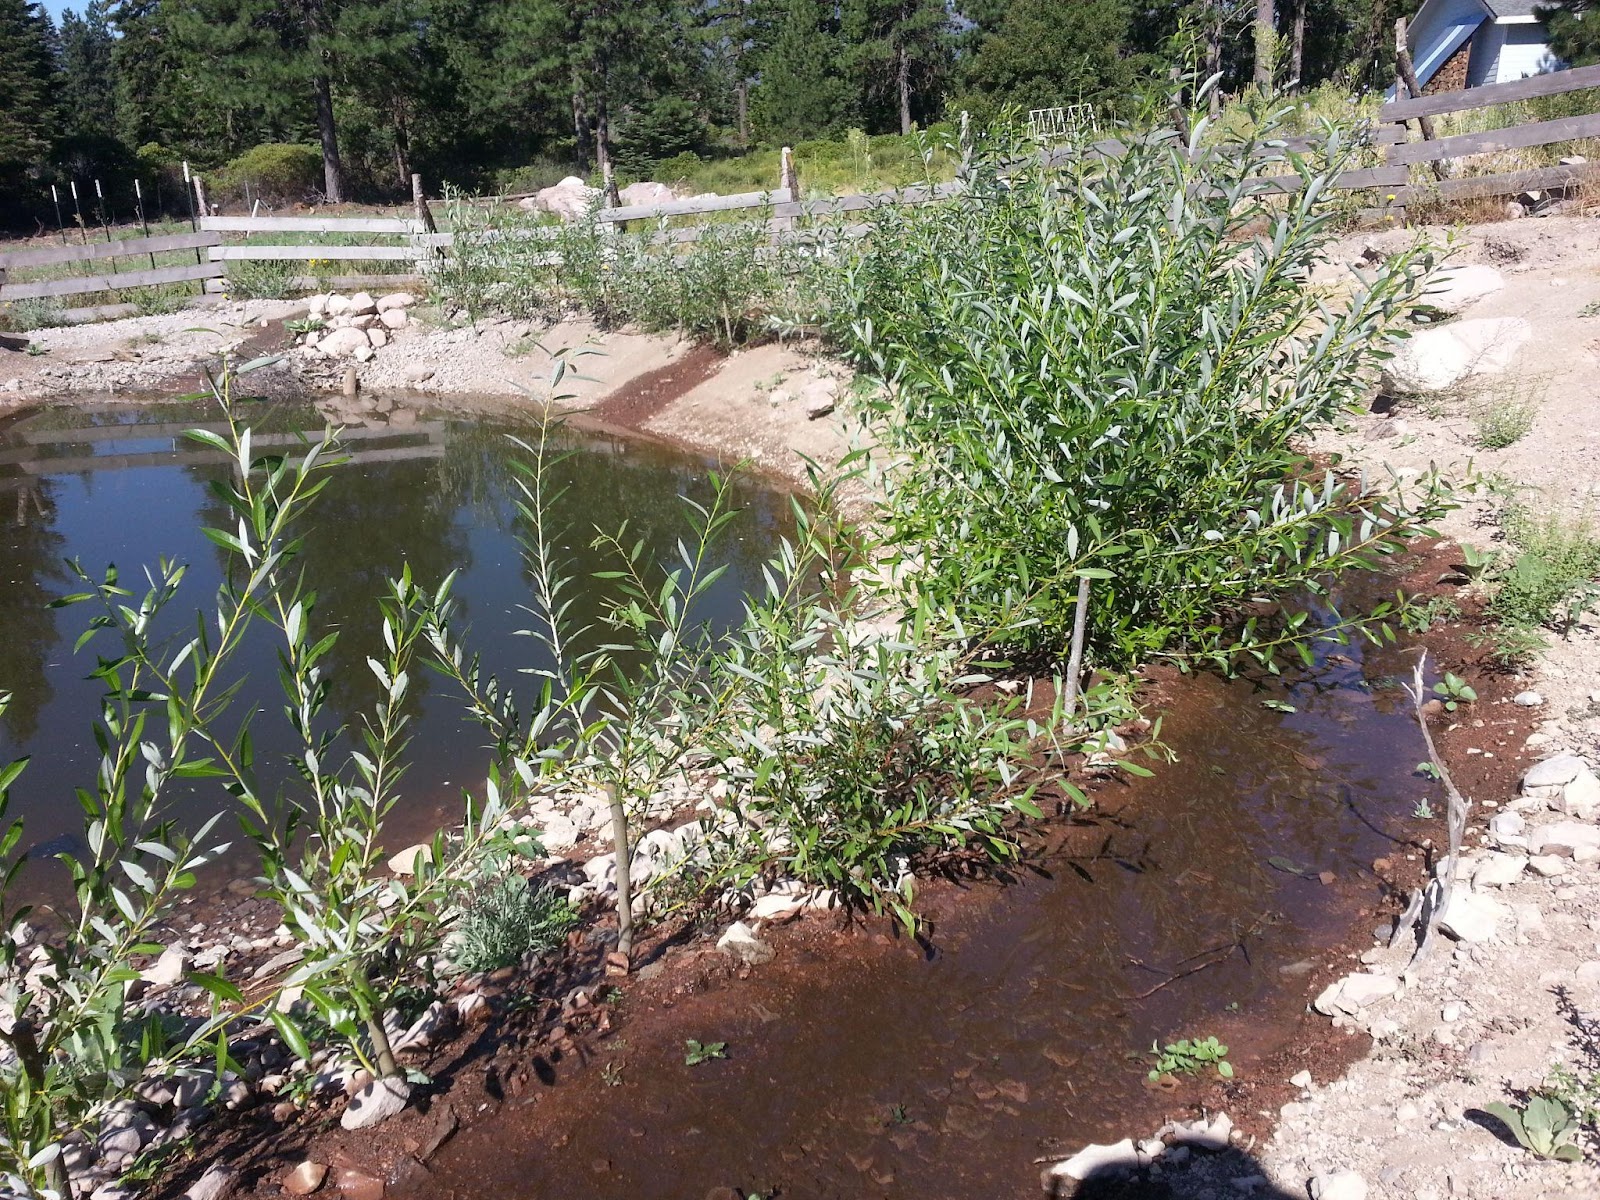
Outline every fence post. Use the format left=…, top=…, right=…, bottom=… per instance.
left=1394, top=18, right=1447, bottom=184
left=772, top=147, right=799, bottom=244
left=411, top=173, right=437, bottom=233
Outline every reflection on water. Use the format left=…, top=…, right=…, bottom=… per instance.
left=0, top=394, right=790, bottom=892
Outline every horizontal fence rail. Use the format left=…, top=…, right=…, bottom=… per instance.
left=2, top=262, right=223, bottom=301
left=1381, top=61, right=1600, bottom=122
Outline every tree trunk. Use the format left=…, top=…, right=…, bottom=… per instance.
left=571, top=85, right=590, bottom=172
left=897, top=43, right=912, bottom=136
left=392, top=101, right=411, bottom=192
left=1291, top=0, right=1306, bottom=89
left=736, top=79, right=749, bottom=146
left=312, top=72, right=345, bottom=203
left=1254, top=0, right=1276, bottom=87
left=1207, top=1, right=1223, bottom=116
left=605, top=784, right=634, bottom=958
left=596, top=99, right=619, bottom=206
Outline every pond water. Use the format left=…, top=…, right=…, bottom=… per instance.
left=0, top=395, right=791, bottom=892
left=410, top=590, right=1440, bottom=1200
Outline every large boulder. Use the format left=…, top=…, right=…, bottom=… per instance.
left=535, top=176, right=601, bottom=221
left=1382, top=317, right=1531, bottom=393
left=1421, top=265, right=1504, bottom=314
left=317, top=327, right=371, bottom=359
left=617, top=181, right=675, bottom=208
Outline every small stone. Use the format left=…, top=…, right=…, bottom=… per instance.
left=402, top=366, right=435, bottom=385
left=1164, top=1111, right=1233, bottom=1152
left=1529, top=821, right=1600, bottom=857
left=140, top=945, right=186, bottom=987
left=1438, top=891, right=1508, bottom=942
left=1471, top=853, right=1525, bottom=889
left=1441, top=1002, right=1462, bottom=1022
left=340, top=1077, right=410, bottom=1131
left=1049, top=1139, right=1146, bottom=1182
left=379, top=308, right=408, bottom=330
left=283, top=1162, right=328, bottom=1196
left=1559, top=768, right=1600, bottom=820
left=181, top=1165, right=236, bottom=1200
left=386, top=843, right=433, bottom=876
left=1524, top=753, right=1586, bottom=792
left=348, top=292, right=377, bottom=316
left=375, top=293, right=416, bottom=312
left=1313, top=973, right=1399, bottom=1015
left=335, top=1168, right=384, bottom=1200
left=1528, top=855, right=1567, bottom=877
left=1513, top=690, right=1544, bottom=707
left=1309, top=1170, right=1368, bottom=1200
left=367, top=327, right=389, bottom=350
left=715, top=920, right=774, bottom=966
left=1290, top=1069, right=1313, bottom=1089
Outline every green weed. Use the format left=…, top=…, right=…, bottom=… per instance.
left=684, top=1039, right=727, bottom=1066
left=0, top=298, right=66, bottom=332
left=1149, top=1036, right=1234, bottom=1081
left=224, top=258, right=299, bottom=300
left=1432, top=671, right=1477, bottom=711
left=447, top=874, right=578, bottom=975
left=1488, top=508, right=1600, bottom=638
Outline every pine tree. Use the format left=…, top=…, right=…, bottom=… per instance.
left=58, top=0, right=118, bottom=142
left=0, top=0, right=57, bottom=216
left=842, top=0, right=951, bottom=135
left=957, top=0, right=1149, bottom=119
left=1539, top=0, right=1600, bottom=66
left=750, top=0, right=852, bottom=143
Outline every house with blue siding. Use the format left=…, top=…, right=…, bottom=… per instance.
left=1398, top=0, right=1564, bottom=94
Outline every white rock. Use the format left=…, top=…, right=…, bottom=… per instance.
left=715, top=920, right=774, bottom=966
left=535, top=176, right=601, bottom=222
left=1513, top=690, right=1544, bottom=707
left=366, top=327, right=389, bottom=349
left=339, top=1076, right=410, bottom=1130
left=379, top=308, right=408, bottom=331
left=375, top=292, right=416, bottom=312
left=1049, top=1138, right=1146, bottom=1182
left=180, top=1166, right=235, bottom=1200
left=140, top=945, right=187, bottom=987
left=1382, top=317, right=1532, bottom=393
left=1559, top=768, right=1600, bottom=820
left=392, top=1001, right=454, bottom=1052
left=347, top=292, right=377, bottom=316
left=325, top=295, right=351, bottom=317
left=541, top=814, right=579, bottom=850
left=1164, top=1111, right=1233, bottom=1151
left=1523, top=753, right=1586, bottom=791
left=402, top=365, right=435, bottom=385
left=1438, top=890, right=1509, bottom=942
left=386, top=843, right=433, bottom=876
left=617, top=181, right=675, bottom=207
left=1309, top=1169, right=1368, bottom=1200
left=1529, top=821, right=1600, bottom=857
left=1290, top=1069, right=1313, bottom=1088
left=354, top=345, right=375, bottom=364
left=317, top=327, right=370, bottom=359
left=1422, top=265, right=1504, bottom=314
left=1471, top=853, right=1525, bottom=889
left=1528, top=854, right=1567, bottom=877
left=1489, top=811, right=1527, bottom=847
left=1313, top=973, right=1399, bottom=1015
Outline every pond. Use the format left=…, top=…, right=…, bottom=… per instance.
left=0, top=393, right=791, bottom=893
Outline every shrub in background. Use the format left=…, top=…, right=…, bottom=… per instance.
left=214, top=142, right=323, bottom=205
left=827, top=87, right=1448, bottom=675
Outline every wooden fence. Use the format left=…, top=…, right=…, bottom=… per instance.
left=1375, top=60, right=1600, bottom=218
left=7, top=68, right=1600, bottom=320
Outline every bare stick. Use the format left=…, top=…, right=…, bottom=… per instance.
left=606, top=782, right=634, bottom=961
left=1397, top=649, right=1470, bottom=971
left=1062, top=576, right=1092, bottom=721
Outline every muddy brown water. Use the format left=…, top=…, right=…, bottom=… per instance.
left=411, top=625, right=1439, bottom=1200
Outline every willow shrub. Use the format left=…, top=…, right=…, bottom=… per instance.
left=826, top=95, right=1451, bottom=674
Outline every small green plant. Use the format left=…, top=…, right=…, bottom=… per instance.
left=1149, top=1036, right=1234, bottom=1081
left=286, top=316, right=325, bottom=336
left=1484, top=1095, right=1584, bottom=1162
left=447, top=873, right=577, bottom=975
left=1403, top=594, right=1462, bottom=632
left=23, top=342, right=45, bottom=357
left=685, top=1039, right=727, bottom=1066
left=1413, top=797, right=1437, bottom=818
left=1416, top=761, right=1442, bottom=782
left=1471, top=393, right=1538, bottom=449
left=1581, top=300, right=1600, bottom=318
left=128, top=285, right=189, bottom=317
left=1488, top=508, right=1600, bottom=642
left=225, top=257, right=298, bottom=300
left=1432, top=672, right=1477, bottom=711
left=0, top=298, right=65, bottom=333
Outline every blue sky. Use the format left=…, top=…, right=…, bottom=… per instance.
left=41, top=1, right=79, bottom=19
